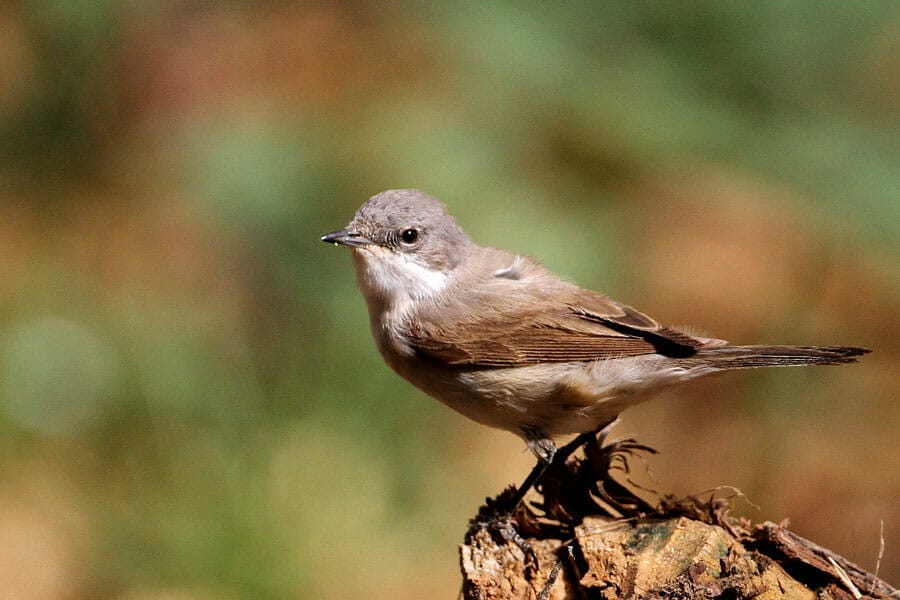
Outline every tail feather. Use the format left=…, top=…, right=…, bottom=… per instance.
left=695, top=345, right=870, bottom=369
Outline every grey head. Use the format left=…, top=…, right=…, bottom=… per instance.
left=321, top=189, right=475, bottom=306
left=322, top=189, right=473, bottom=270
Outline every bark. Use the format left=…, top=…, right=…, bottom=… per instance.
left=460, top=436, right=896, bottom=600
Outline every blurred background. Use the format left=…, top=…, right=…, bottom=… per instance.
left=0, top=2, right=898, bottom=598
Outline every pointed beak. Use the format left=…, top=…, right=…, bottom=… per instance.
left=320, top=228, right=374, bottom=248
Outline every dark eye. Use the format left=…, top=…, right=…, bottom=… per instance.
left=400, top=228, right=419, bottom=244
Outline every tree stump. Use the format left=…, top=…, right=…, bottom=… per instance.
left=460, top=435, right=897, bottom=599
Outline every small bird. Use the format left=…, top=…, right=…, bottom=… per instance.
left=322, top=189, right=868, bottom=497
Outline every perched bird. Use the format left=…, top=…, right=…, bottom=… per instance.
left=322, top=189, right=868, bottom=500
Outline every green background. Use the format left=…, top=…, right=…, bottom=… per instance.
left=1, top=2, right=898, bottom=598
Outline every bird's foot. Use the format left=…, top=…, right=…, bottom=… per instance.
left=467, top=486, right=540, bottom=572
left=535, top=431, right=658, bottom=522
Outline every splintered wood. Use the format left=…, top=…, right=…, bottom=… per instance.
left=460, top=435, right=896, bottom=599
left=461, top=528, right=573, bottom=600
left=461, top=516, right=896, bottom=600
left=576, top=516, right=812, bottom=599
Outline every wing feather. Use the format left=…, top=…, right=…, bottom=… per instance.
left=405, top=258, right=704, bottom=366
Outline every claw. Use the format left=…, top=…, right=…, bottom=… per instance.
left=468, top=487, right=541, bottom=571
left=493, top=516, right=539, bottom=572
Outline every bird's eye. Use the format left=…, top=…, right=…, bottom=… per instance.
left=400, top=228, right=419, bottom=244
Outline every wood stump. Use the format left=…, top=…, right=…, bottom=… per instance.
left=460, top=436, right=896, bottom=599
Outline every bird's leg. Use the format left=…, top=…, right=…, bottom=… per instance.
left=503, top=461, right=549, bottom=514
left=468, top=422, right=618, bottom=573
left=508, top=430, right=597, bottom=511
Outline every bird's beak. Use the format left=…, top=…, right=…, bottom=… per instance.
left=321, top=228, right=374, bottom=248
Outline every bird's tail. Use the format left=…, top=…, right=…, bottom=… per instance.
left=694, top=345, right=870, bottom=370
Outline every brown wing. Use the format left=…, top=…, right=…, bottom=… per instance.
left=569, top=291, right=706, bottom=358
left=405, top=268, right=705, bottom=366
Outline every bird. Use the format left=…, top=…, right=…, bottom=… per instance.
left=322, top=188, right=869, bottom=504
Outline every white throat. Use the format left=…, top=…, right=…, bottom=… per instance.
left=352, top=246, right=449, bottom=313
